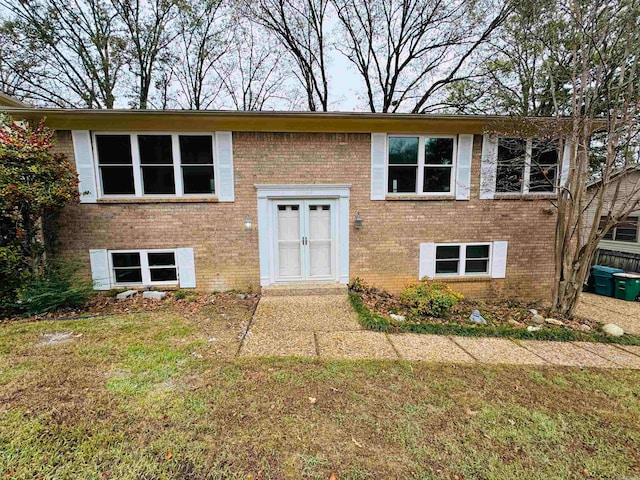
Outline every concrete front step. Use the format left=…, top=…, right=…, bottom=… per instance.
left=261, top=282, right=348, bottom=297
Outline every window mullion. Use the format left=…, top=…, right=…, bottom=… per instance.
left=140, top=251, right=151, bottom=285
left=450, top=136, right=457, bottom=193
left=459, top=244, right=466, bottom=276
left=131, top=134, right=143, bottom=197
left=172, top=135, right=183, bottom=197
left=523, top=138, right=532, bottom=194
left=417, top=136, right=425, bottom=194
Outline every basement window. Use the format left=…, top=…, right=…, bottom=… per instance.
left=110, top=249, right=178, bottom=286
left=94, top=133, right=216, bottom=197
left=435, top=243, right=491, bottom=276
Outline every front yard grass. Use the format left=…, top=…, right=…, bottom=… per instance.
left=1, top=309, right=640, bottom=479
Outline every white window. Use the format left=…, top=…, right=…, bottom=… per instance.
left=435, top=243, right=492, bottom=277
left=387, top=135, right=457, bottom=195
left=496, top=137, right=559, bottom=194
left=94, top=133, right=216, bottom=197
left=110, top=249, right=179, bottom=286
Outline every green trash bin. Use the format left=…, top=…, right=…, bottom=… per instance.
left=613, top=273, right=640, bottom=301
left=592, top=265, right=625, bottom=297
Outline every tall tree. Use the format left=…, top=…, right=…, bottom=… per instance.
left=488, top=0, right=640, bottom=316
left=216, top=21, right=298, bottom=110
left=331, top=0, right=513, bottom=113
left=173, top=0, right=229, bottom=110
left=240, top=0, right=330, bottom=111
left=445, top=0, right=572, bottom=115
left=111, top=0, right=179, bottom=109
left=0, top=0, right=126, bottom=108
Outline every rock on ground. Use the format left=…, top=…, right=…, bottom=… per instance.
left=531, top=314, right=545, bottom=325
left=545, top=318, right=564, bottom=326
left=603, top=323, right=624, bottom=337
left=143, top=291, right=166, bottom=300
left=117, top=290, right=138, bottom=300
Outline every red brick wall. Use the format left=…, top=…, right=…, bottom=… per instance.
left=53, top=130, right=556, bottom=301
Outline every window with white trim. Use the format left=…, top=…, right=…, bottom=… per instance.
left=387, top=135, right=456, bottom=194
left=496, top=137, right=559, bottom=194
left=435, top=243, right=491, bottom=276
left=94, top=133, right=216, bottom=197
left=110, top=249, right=178, bottom=286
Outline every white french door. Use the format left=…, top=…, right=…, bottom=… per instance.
left=273, top=199, right=336, bottom=282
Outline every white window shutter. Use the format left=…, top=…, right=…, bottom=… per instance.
left=215, top=131, right=234, bottom=202
left=177, top=248, right=196, bottom=288
left=560, top=140, right=572, bottom=187
left=491, top=241, right=508, bottom=278
left=455, top=134, right=473, bottom=200
left=72, top=130, right=97, bottom=203
left=479, top=134, right=498, bottom=199
left=419, top=242, right=436, bottom=280
left=89, top=249, right=110, bottom=290
left=370, top=133, right=387, bottom=200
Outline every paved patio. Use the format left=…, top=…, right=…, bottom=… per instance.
left=238, top=293, right=640, bottom=369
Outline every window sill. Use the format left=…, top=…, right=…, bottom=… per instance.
left=385, top=195, right=456, bottom=201
left=433, top=275, right=494, bottom=283
left=493, top=193, right=557, bottom=201
left=97, top=197, right=219, bottom=204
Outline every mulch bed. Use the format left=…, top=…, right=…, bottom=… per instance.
left=354, top=283, right=600, bottom=333
left=2, top=290, right=260, bottom=324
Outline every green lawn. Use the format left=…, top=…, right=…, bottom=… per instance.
left=1, top=312, right=640, bottom=479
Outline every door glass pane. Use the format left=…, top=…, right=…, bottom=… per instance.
left=308, top=204, right=332, bottom=278
left=277, top=205, right=301, bottom=278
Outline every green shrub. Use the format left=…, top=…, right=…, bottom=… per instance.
left=0, top=245, right=30, bottom=317
left=400, top=280, right=463, bottom=318
left=16, top=262, right=93, bottom=315
left=174, top=289, right=196, bottom=300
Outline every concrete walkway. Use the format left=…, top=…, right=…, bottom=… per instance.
left=238, top=293, right=640, bottom=369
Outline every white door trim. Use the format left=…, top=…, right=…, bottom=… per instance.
left=256, top=184, right=351, bottom=286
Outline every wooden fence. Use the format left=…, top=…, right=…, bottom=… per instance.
left=593, top=249, right=640, bottom=273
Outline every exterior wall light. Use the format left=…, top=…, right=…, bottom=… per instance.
left=244, top=215, right=252, bottom=230
left=354, top=212, right=363, bottom=229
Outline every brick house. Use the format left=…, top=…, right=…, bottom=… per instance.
left=587, top=166, right=640, bottom=272
left=2, top=105, right=572, bottom=301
